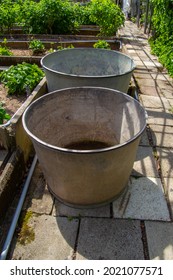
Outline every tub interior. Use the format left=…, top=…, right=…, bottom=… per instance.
left=25, top=87, right=146, bottom=151
left=42, top=49, right=135, bottom=77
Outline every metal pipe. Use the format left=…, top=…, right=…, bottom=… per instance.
left=0, top=155, right=37, bottom=260
left=0, top=102, right=27, bottom=129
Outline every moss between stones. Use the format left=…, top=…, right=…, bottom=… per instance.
left=18, top=211, right=35, bottom=245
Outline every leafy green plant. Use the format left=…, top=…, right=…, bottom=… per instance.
left=149, top=0, right=173, bottom=77
left=0, top=46, right=13, bottom=56
left=0, top=102, right=10, bottom=124
left=29, top=39, right=45, bottom=55
left=93, top=40, right=110, bottom=49
left=0, top=38, right=13, bottom=56
left=130, top=17, right=136, bottom=24
left=57, top=44, right=74, bottom=50
left=0, top=0, right=20, bottom=33
left=0, top=62, right=45, bottom=95
left=89, top=0, right=125, bottom=36
left=20, top=0, right=78, bottom=34
left=73, top=1, right=94, bottom=26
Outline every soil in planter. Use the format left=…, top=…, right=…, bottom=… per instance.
left=12, top=49, right=32, bottom=56
left=65, top=140, right=117, bottom=150
left=0, top=83, right=26, bottom=118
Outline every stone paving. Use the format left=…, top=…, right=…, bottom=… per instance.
left=8, top=21, right=173, bottom=260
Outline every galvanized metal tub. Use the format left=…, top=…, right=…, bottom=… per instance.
left=23, top=87, right=146, bottom=208
left=41, top=48, right=135, bottom=93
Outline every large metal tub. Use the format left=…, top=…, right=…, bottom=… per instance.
left=23, top=87, right=146, bottom=208
left=41, top=48, right=135, bottom=93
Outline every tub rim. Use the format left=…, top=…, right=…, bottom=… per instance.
left=40, top=48, right=136, bottom=79
left=22, top=86, right=146, bottom=154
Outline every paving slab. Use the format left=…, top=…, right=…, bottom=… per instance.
left=135, top=78, right=156, bottom=88
left=135, top=50, right=148, bottom=59
left=132, top=146, right=159, bottom=177
left=76, top=218, right=144, bottom=260
left=163, top=177, right=173, bottom=218
left=127, top=49, right=136, bottom=54
left=139, top=129, right=150, bottom=146
left=23, top=163, right=54, bottom=215
left=134, top=72, right=152, bottom=79
left=163, top=74, right=173, bottom=85
left=150, top=125, right=173, bottom=148
left=10, top=215, right=78, bottom=260
left=131, top=55, right=141, bottom=62
left=53, top=200, right=111, bottom=218
left=159, top=86, right=173, bottom=99
left=139, top=86, right=159, bottom=96
left=145, top=221, right=173, bottom=260
left=151, top=73, right=167, bottom=81
left=157, top=147, right=173, bottom=178
left=143, top=61, right=156, bottom=68
left=155, top=79, right=172, bottom=90
left=134, top=60, right=145, bottom=67
left=146, top=108, right=173, bottom=126
left=140, top=95, right=170, bottom=109
left=168, top=98, right=173, bottom=107
left=113, top=176, right=170, bottom=221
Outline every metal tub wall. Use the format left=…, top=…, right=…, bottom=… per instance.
left=41, top=48, right=135, bottom=93
left=23, top=87, right=146, bottom=208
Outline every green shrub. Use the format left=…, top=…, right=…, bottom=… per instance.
left=0, top=38, right=13, bottom=56
left=73, top=2, right=94, bottom=26
left=20, top=0, right=78, bottom=34
left=0, top=0, right=20, bottom=33
left=0, top=0, right=125, bottom=36
left=0, top=46, right=13, bottom=56
left=89, top=0, right=125, bottom=36
left=29, top=39, right=45, bottom=55
left=149, top=0, right=173, bottom=77
left=93, top=40, right=110, bottom=49
left=0, top=62, right=45, bottom=95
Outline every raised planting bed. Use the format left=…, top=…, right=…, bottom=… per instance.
left=0, top=77, right=47, bottom=219
left=0, top=43, right=121, bottom=67
left=0, top=39, right=121, bottom=51
left=0, top=77, right=47, bottom=154
left=0, top=33, right=121, bottom=67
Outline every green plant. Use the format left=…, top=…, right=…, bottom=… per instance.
left=0, top=46, right=13, bottom=56
left=93, top=40, right=110, bottom=49
left=149, top=0, right=173, bottom=77
left=18, top=211, right=35, bottom=245
left=89, top=0, right=125, bottom=36
left=130, top=17, right=136, bottom=24
left=0, top=102, right=10, bottom=124
left=29, top=39, right=45, bottom=55
left=0, top=0, right=20, bottom=33
left=0, top=38, right=13, bottom=56
left=0, top=62, right=45, bottom=95
left=20, top=0, right=78, bottom=34
left=73, top=1, right=94, bottom=26
left=57, top=44, right=74, bottom=50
